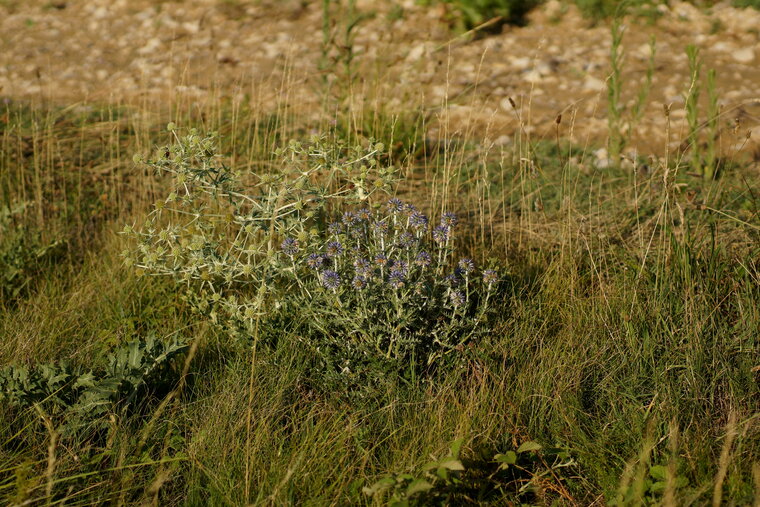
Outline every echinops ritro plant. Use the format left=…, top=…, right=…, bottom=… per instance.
left=124, top=126, right=499, bottom=387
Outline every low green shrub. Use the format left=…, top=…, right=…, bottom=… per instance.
left=0, top=334, right=190, bottom=436
left=363, top=438, right=575, bottom=505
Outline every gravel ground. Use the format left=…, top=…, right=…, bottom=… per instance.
left=1, top=0, right=759, bottom=158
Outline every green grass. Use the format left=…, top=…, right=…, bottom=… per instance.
left=0, top=82, right=758, bottom=507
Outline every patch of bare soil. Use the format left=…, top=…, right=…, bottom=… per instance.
left=1, top=0, right=759, bottom=159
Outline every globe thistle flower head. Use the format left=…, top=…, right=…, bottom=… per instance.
left=445, top=272, right=461, bottom=286
left=325, top=241, right=344, bottom=257
left=449, top=290, right=465, bottom=307
left=433, top=225, right=450, bottom=244
left=374, top=253, right=389, bottom=267
left=388, top=270, right=406, bottom=289
left=391, top=260, right=409, bottom=276
left=322, top=270, right=341, bottom=290
left=398, top=232, right=416, bottom=249
left=355, top=208, right=371, bottom=221
left=387, top=198, right=405, bottom=213
left=409, top=211, right=428, bottom=230
left=482, top=269, right=498, bottom=285
left=348, top=223, right=366, bottom=239
left=372, top=220, right=389, bottom=235
left=458, top=257, right=475, bottom=275
left=341, top=211, right=357, bottom=226
left=352, top=275, right=368, bottom=290
left=306, top=253, right=324, bottom=270
left=353, top=257, right=371, bottom=276
left=415, top=251, right=432, bottom=268
left=404, top=203, right=418, bottom=215
left=280, top=237, right=299, bottom=256
left=440, top=212, right=458, bottom=228
left=328, top=222, right=343, bottom=236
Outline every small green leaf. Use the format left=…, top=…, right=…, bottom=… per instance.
left=649, top=465, right=667, bottom=481
left=362, top=477, right=395, bottom=496
left=437, top=457, right=464, bottom=471
left=422, top=461, right=438, bottom=472
left=495, top=451, right=517, bottom=465
left=74, top=372, right=97, bottom=389
left=449, top=437, right=465, bottom=459
left=516, top=441, right=542, bottom=453
left=406, top=479, right=433, bottom=497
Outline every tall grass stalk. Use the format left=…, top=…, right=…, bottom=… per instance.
left=685, top=44, right=702, bottom=175
left=607, top=22, right=655, bottom=164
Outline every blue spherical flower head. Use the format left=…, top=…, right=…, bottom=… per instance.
left=387, top=198, right=405, bottom=213
left=355, top=208, right=372, bottom=221
left=374, top=253, right=389, bottom=267
left=341, top=211, right=357, bottom=226
left=280, top=237, right=299, bottom=256
left=482, top=269, right=498, bottom=285
left=398, top=231, right=416, bottom=249
left=404, top=203, right=418, bottom=215
left=388, top=270, right=406, bottom=289
left=373, top=220, right=389, bottom=235
left=325, top=241, right=344, bottom=257
left=353, top=257, right=371, bottom=276
left=328, top=222, right=343, bottom=236
left=351, top=275, right=368, bottom=290
left=458, top=258, right=475, bottom=275
left=445, top=271, right=461, bottom=286
left=306, top=253, right=324, bottom=270
left=440, top=212, right=458, bottom=228
left=449, top=290, right=465, bottom=307
left=415, top=251, right=432, bottom=268
left=432, top=225, right=450, bottom=245
left=409, top=211, right=429, bottom=230
left=391, top=260, right=409, bottom=275
left=322, top=270, right=341, bottom=290
left=348, top=223, right=366, bottom=239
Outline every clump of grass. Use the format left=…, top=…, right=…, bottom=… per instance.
left=684, top=45, right=723, bottom=179
left=607, top=20, right=656, bottom=164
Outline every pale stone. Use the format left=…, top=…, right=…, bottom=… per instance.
left=524, top=69, right=543, bottom=84
left=584, top=76, right=606, bottom=92
left=733, top=47, right=755, bottom=63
